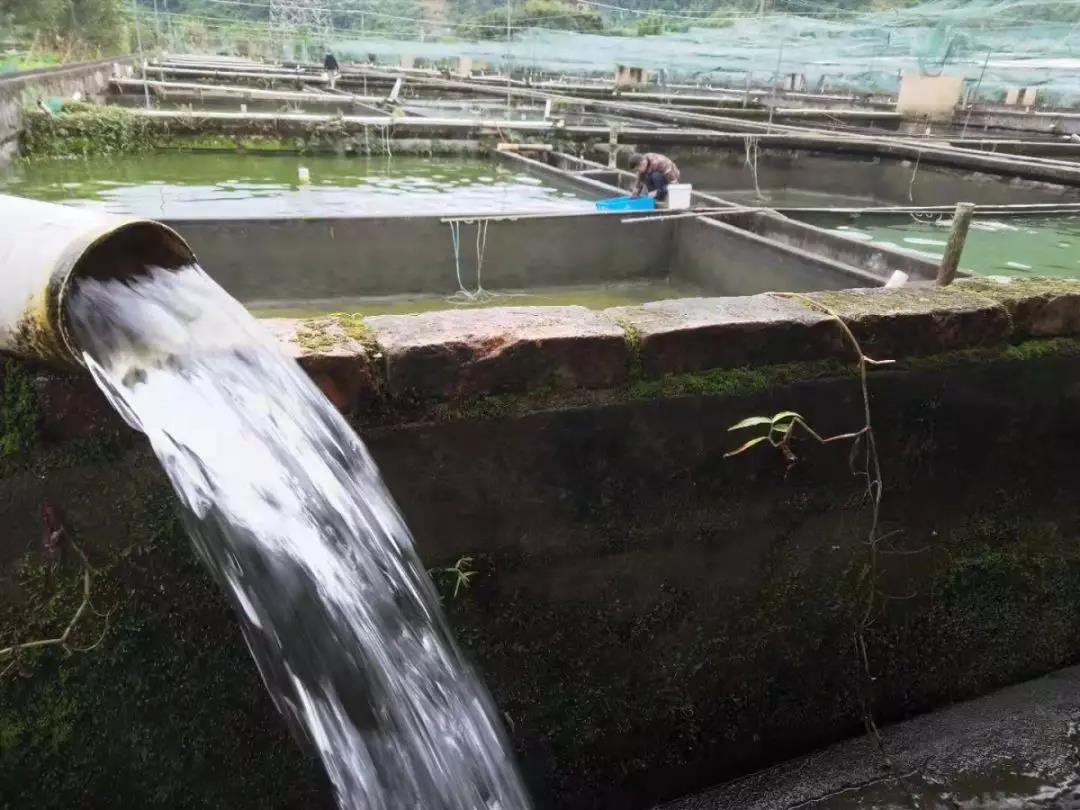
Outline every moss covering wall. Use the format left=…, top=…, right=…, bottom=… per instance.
left=0, top=359, right=38, bottom=458
left=19, top=104, right=495, bottom=159
left=0, top=437, right=331, bottom=809
left=3, top=343, right=1080, bottom=809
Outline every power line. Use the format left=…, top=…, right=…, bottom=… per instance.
left=574, top=0, right=728, bottom=18
left=133, top=4, right=611, bottom=37
left=200, top=0, right=600, bottom=29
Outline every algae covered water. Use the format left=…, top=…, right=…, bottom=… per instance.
left=248, top=279, right=707, bottom=319
left=67, top=263, right=530, bottom=810
left=0, top=153, right=589, bottom=218
left=824, top=216, right=1080, bottom=279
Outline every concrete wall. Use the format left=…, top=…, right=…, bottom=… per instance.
left=167, top=207, right=889, bottom=306
left=727, top=211, right=942, bottom=281
left=503, top=149, right=903, bottom=289
left=535, top=150, right=935, bottom=284
left=960, top=108, right=1080, bottom=137
left=671, top=217, right=878, bottom=294
left=667, top=148, right=1080, bottom=206
left=5, top=280, right=1080, bottom=810
left=167, top=213, right=677, bottom=303
left=0, top=57, right=133, bottom=163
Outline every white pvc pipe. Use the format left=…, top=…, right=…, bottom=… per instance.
left=0, top=195, right=194, bottom=366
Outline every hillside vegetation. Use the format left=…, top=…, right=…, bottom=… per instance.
left=3, top=0, right=1076, bottom=69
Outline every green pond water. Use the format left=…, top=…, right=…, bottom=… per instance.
left=719, top=189, right=888, bottom=209
left=249, top=280, right=701, bottom=319
left=0, top=154, right=593, bottom=218
left=825, top=216, right=1080, bottom=279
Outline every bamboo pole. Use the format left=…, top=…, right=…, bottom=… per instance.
left=937, top=202, right=976, bottom=286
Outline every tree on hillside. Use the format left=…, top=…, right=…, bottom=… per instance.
left=0, top=0, right=126, bottom=53
left=461, top=0, right=604, bottom=38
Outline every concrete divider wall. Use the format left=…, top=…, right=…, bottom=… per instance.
left=529, top=149, right=939, bottom=285
left=727, top=211, right=942, bottom=281
left=167, top=212, right=678, bottom=303
left=503, top=149, right=905, bottom=288
left=0, top=57, right=133, bottom=163
left=962, top=108, right=1080, bottom=136
left=167, top=208, right=883, bottom=306
left=667, top=148, right=1080, bottom=205
left=671, top=216, right=877, bottom=295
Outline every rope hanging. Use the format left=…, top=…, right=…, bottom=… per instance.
left=743, top=134, right=764, bottom=201
left=446, top=219, right=500, bottom=304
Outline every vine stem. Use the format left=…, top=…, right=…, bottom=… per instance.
left=0, top=539, right=111, bottom=675
left=770, top=292, right=897, bottom=768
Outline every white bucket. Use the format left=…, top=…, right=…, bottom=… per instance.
left=667, top=183, right=692, bottom=210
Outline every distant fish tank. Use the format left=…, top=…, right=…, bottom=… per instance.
left=822, top=216, right=1080, bottom=279
left=0, top=153, right=594, bottom=218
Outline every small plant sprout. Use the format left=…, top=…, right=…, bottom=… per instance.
left=724, top=292, right=893, bottom=470
left=725, top=410, right=872, bottom=468
left=429, top=556, right=478, bottom=600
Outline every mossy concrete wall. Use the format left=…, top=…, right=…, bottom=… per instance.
left=169, top=212, right=882, bottom=308
left=0, top=59, right=133, bottom=164
left=3, top=279, right=1080, bottom=809
left=168, top=214, right=678, bottom=304
left=667, top=147, right=1080, bottom=206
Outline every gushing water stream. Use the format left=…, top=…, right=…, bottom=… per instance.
left=67, top=264, right=530, bottom=810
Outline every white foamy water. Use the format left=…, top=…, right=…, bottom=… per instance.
left=971, top=220, right=1020, bottom=233
left=902, top=237, right=948, bottom=247
left=67, top=264, right=530, bottom=810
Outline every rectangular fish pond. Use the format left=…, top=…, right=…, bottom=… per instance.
left=0, top=150, right=893, bottom=319
left=816, top=215, right=1080, bottom=278
left=664, top=148, right=1080, bottom=208
left=0, top=152, right=594, bottom=218
left=2, top=152, right=698, bottom=316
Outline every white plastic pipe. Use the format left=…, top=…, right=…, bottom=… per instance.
left=0, top=195, right=195, bottom=366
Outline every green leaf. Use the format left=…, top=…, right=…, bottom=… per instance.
left=771, top=411, right=803, bottom=424
left=771, top=419, right=795, bottom=435
left=728, top=416, right=773, bottom=431
left=724, top=435, right=769, bottom=457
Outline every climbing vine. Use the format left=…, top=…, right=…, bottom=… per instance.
left=0, top=502, right=113, bottom=679
left=725, top=292, right=901, bottom=766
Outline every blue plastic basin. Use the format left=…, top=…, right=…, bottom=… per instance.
left=595, top=196, right=656, bottom=212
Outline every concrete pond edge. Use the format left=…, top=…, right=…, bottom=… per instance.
left=266, top=276, right=1080, bottom=415
left=6, top=276, right=1080, bottom=444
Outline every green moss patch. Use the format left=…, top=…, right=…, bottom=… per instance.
left=421, top=336, right=1080, bottom=426
left=806, top=285, right=1004, bottom=317
left=957, top=276, right=1080, bottom=301
left=0, top=360, right=40, bottom=458
left=295, top=313, right=376, bottom=354
left=0, top=462, right=330, bottom=809
left=22, top=104, right=157, bottom=159
left=904, top=335, right=1080, bottom=370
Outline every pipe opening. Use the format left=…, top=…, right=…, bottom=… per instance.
left=71, top=222, right=193, bottom=284
left=58, top=222, right=196, bottom=363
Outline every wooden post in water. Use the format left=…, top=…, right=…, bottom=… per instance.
left=608, top=126, right=619, bottom=168
left=937, top=202, right=975, bottom=286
